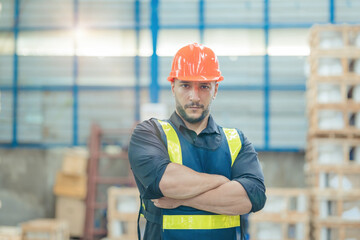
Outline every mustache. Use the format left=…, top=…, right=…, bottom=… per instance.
left=185, top=103, right=204, bottom=109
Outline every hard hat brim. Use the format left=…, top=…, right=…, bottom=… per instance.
left=167, top=76, right=224, bottom=82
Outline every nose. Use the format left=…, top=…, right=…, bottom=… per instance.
left=189, top=85, right=200, bottom=102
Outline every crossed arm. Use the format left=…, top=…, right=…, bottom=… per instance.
left=152, top=162, right=252, bottom=216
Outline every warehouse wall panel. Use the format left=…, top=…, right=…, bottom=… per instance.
left=19, top=0, right=73, bottom=27
left=270, top=91, right=306, bottom=147
left=336, top=0, right=360, bottom=23
left=78, top=57, right=135, bottom=86
left=17, top=92, right=43, bottom=143
left=204, top=29, right=265, bottom=56
left=0, top=91, right=13, bottom=143
left=17, top=91, right=72, bottom=143
left=76, top=30, right=137, bottom=57
left=268, top=29, right=310, bottom=56
left=218, top=56, right=264, bottom=86
left=159, top=0, right=199, bottom=26
left=17, top=31, right=74, bottom=56
left=78, top=91, right=135, bottom=144
left=270, top=0, right=329, bottom=23
left=157, top=30, right=201, bottom=56
left=0, top=0, right=14, bottom=28
left=79, top=0, right=150, bottom=27
left=41, top=92, right=73, bottom=143
left=211, top=91, right=264, bottom=147
left=18, top=56, right=73, bottom=86
left=270, top=56, right=306, bottom=86
left=0, top=32, right=15, bottom=55
left=0, top=55, right=13, bottom=86
left=205, top=0, right=263, bottom=24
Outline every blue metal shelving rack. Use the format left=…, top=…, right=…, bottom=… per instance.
left=0, top=0, right=341, bottom=151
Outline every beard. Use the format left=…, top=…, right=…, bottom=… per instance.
left=176, top=101, right=210, bottom=124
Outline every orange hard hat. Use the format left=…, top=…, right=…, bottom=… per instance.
left=167, top=43, right=224, bottom=82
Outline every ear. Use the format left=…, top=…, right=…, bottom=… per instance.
left=171, top=81, right=175, bottom=95
left=213, top=82, right=219, bottom=99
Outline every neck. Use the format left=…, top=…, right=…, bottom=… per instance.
left=177, top=111, right=210, bottom=135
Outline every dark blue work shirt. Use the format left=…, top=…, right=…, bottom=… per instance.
left=128, top=112, right=266, bottom=240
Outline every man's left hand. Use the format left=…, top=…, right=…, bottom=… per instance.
left=151, top=197, right=183, bottom=209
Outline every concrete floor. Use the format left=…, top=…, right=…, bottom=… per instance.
left=0, top=149, right=306, bottom=226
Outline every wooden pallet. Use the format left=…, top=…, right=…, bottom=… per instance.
left=309, top=24, right=360, bottom=52
left=107, top=187, right=140, bottom=240
left=21, top=219, right=69, bottom=240
left=0, top=226, right=21, bottom=240
left=305, top=137, right=360, bottom=165
left=311, top=193, right=360, bottom=220
left=307, top=107, right=360, bottom=138
left=307, top=81, right=360, bottom=109
left=309, top=56, right=360, bottom=79
left=249, top=188, right=310, bottom=240
left=312, top=219, right=360, bottom=240
left=306, top=168, right=360, bottom=193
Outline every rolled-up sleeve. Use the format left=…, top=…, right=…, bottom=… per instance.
left=231, top=131, right=266, bottom=213
left=128, top=120, right=171, bottom=199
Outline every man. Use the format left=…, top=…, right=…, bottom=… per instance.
left=128, top=43, right=266, bottom=240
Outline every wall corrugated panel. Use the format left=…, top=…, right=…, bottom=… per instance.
left=336, top=0, right=360, bottom=23
left=218, top=56, right=264, bottom=86
left=0, top=0, right=14, bottom=27
left=270, top=56, right=306, bottom=85
left=270, top=0, right=329, bottom=23
left=17, top=91, right=73, bottom=143
left=140, top=57, right=151, bottom=86
left=78, top=56, right=150, bottom=86
left=0, top=91, right=13, bottom=142
left=158, top=57, right=173, bottom=86
left=79, top=0, right=149, bottom=27
left=18, top=56, right=73, bottom=86
left=159, top=0, right=199, bottom=26
left=0, top=56, right=13, bottom=86
left=78, top=57, right=134, bottom=86
left=212, top=91, right=264, bottom=147
left=78, top=91, right=135, bottom=144
left=205, top=0, right=263, bottom=24
left=42, top=92, right=73, bottom=143
left=270, top=91, right=306, bottom=147
left=0, top=32, right=15, bottom=55
left=17, top=92, right=43, bottom=142
left=19, top=0, right=73, bottom=27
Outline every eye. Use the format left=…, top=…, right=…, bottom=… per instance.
left=181, top=83, right=190, bottom=88
left=200, top=85, right=210, bottom=90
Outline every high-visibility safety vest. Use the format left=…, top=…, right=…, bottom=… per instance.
left=156, top=120, right=242, bottom=240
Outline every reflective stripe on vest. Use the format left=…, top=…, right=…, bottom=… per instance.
left=223, top=128, right=242, bottom=167
left=158, top=120, right=182, bottom=165
left=163, top=214, right=240, bottom=230
left=157, top=120, right=242, bottom=230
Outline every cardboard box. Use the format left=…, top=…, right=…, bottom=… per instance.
left=56, top=197, right=85, bottom=237
left=53, top=172, right=87, bottom=199
left=62, top=148, right=88, bottom=176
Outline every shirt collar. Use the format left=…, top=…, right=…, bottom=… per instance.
left=169, top=111, right=220, bottom=135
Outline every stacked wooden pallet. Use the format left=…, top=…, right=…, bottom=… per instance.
left=307, top=24, right=360, bottom=240
left=21, top=219, right=69, bottom=240
left=107, top=187, right=142, bottom=240
left=249, top=188, right=310, bottom=240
